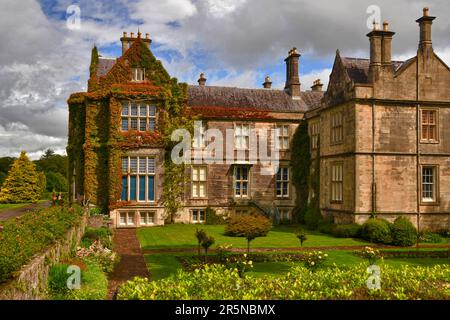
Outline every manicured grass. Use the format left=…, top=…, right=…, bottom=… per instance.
left=144, top=250, right=450, bottom=280
left=137, top=224, right=371, bottom=250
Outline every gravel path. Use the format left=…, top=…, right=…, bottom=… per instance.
left=0, top=201, right=52, bottom=222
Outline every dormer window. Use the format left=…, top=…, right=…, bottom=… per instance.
left=132, top=68, right=145, bottom=81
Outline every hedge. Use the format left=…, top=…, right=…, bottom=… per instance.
left=117, top=263, right=450, bottom=300
left=391, top=217, right=417, bottom=246
left=361, top=218, right=393, bottom=244
left=0, top=205, right=84, bottom=283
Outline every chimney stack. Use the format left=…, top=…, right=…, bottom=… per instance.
left=284, top=47, right=301, bottom=98
left=198, top=73, right=207, bottom=86
left=120, top=31, right=152, bottom=55
left=381, top=22, right=395, bottom=67
left=311, top=79, right=323, bottom=92
left=416, top=7, right=435, bottom=52
left=263, top=76, right=272, bottom=89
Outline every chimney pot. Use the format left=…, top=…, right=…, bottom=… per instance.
left=138, top=31, right=142, bottom=38
left=123, top=31, right=127, bottom=37
left=145, top=33, right=149, bottom=39
left=423, top=7, right=429, bottom=16
left=198, top=73, right=207, bottom=86
left=311, top=79, right=323, bottom=91
left=263, top=76, right=272, bottom=89
left=130, top=32, right=134, bottom=38
left=383, top=22, right=389, bottom=31
left=284, top=48, right=301, bottom=98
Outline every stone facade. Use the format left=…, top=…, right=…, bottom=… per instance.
left=69, top=9, right=450, bottom=231
left=307, top=8, right=450, bottom=231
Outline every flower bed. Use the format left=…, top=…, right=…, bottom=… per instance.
left=117, top=263, right=450, bottom=300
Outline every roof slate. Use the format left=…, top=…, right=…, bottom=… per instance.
left=187, top=85, right=323, bottom=112
left=96, top=57, right=116, bottom=77
left=341, top=57, right=405, bottom=84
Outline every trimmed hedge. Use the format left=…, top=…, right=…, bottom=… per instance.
left=0, top=205, right=84, bottom=283
left=391, top=217, right=417, bottom=246
left=204, top=207, right=226, bottom=225
left=331, top=224, right=362, bottom=238
left=361, top=218, right=393, bottom=244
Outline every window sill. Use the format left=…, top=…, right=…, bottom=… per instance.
left=420, top=140, right=440, bottom=144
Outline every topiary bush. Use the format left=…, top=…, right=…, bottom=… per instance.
left=391, top=217, right=417, bottom=247
left=225, top=214, right=272, bottom=253
left=361, top=218, right=393, bottom=244
left=332, top=224, right=362, bottom=238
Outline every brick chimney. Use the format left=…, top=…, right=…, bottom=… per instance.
left=311, top=79, right=323, bottom=91
left=120, top=31, right=152, bottom=55
left=284, top=48, right=301, bottom=98
left=263, top=76, right=272, bottom=89
left=416, top=7, right=435, bottom=53
left=198, top=73, right=207, bottom=86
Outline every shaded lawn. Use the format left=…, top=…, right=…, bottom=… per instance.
left=137, top=224, right=371, bottom=250
left=0, top=200, right=48, bottom=212
left=145, top=250, right=450, bottom=280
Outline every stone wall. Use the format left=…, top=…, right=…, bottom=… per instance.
left=0, top=211, right=88, bottom=300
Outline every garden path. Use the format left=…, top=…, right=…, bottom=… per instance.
left=0, top=201, right=52, bottom=222
left=107, top=228, right=149, bottom=300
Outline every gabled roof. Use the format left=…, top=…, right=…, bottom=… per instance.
left=96, top=57, right=116, bottom=77
left=187, top=85, right=323, bottom=112
left=341, top=57, right=405, bottom=84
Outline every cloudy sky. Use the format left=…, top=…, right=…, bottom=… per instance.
left=0, top=0, right=449, bottom=159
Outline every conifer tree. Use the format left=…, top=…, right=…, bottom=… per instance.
left=0, top=151, right=46, bottom=203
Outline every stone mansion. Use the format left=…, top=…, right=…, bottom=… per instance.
left=68, top=8, right=450, bottom=230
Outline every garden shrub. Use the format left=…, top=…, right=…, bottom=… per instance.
left=0, top=205, right=84, bottom=283
left=332, top=224, right=362, bottom=238
left=419, top=232, right=443, bottom=244
left=391, top=217, right=417, bottom=246
left=76, top=240, right=118, bottom=273
left=318, top=216, right=334, bottom=234
left=304, top=205, right=322, bottom=230
left=117, top=264, right=450, bottom=300
left=361, top=218, right=393, bottom=244
left=224, top=214, right=272, bottom=252
left=204, top=207, right=226, bottom=225
left=81, top=227, right=112, bottom=249
left=48, top=263, right=71, bottom=298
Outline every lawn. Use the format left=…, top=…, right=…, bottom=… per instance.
left=137, top=224, right=371, bottom=250
left=144, top=250, right=450, bottom=280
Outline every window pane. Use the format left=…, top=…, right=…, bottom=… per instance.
left=131, top=103, right=138, bottom=116
left=192, top=183, right=198, bottom=197
left=130, top=176, right=137, bottom=201
left=130, top=158, right=137, bottom=173
left=149, top=105, right=156, bottom=116
left=200, top=210, right=205, bottom=221
left=148, top=212, right=154, bottom=223
left=193, top=210, right=198, bottom=221
left=235, top=182, right=241, bottom=195
left=283, top=168, right=288, bottom=181
left=276, top=182, right=282, bottom=196
left=139, top=119, right=147, bottom=131
left=139, top=105, right=147, bottom=116
left=147, top=158, right=155, bottom=174
left=139, top=175, right=146, bottom=201
left=199, top=168, right=206, bottom=181
left=242, top=182, right=248, bottom=195
left=121, top=104, right=129, bottom=116
left=127, top=212, right=134, bottom=225
left=120, top=213, right=126, bottom=225
left=149, top=119, right=156, bottom=131
left=130, top=118, right=138, bottom=130
left=121, top=118, right=128, bottom=131
left=242, top=167, right=248, bottom=180
left=139, top=158, right=146, bottom=173
left=140, top=213, right=147, bottom=225
left=121, top=176, right=128, bottom=201
left=199, top=183, right=205, bottom=197
left=122, top=157, right=128, bottom=173
left=148, top=176, right=155, bottom=201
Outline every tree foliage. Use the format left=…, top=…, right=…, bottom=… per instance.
left=225, top=214, right=272, bottom=253
left=0, top=151, right=46, bottom=203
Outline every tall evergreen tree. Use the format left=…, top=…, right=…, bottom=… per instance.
left=0, top=151, right=46, bottom=203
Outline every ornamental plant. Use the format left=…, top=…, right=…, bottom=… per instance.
left=303, top=251, right=328, bottom=271
left=0, top=151, right=46, bottom=203
left=195, top=228, right=207, bottom=256
left=295, top=229, right=307, bottom=246
left=76, top=240, right=118, bottom=273
left=359, top=247, right=383, bottom=265
left=226, top=254, right=253, bottom=278
left=225, top=214, right=272, bottom=253
left=200, top=235, right=215, bottom=261
left=391, top=217, right=417, bottom=246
